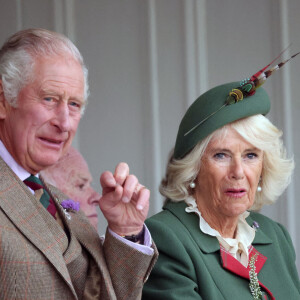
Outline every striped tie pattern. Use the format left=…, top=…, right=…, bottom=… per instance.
left=23, top=175, right=57, bottom=219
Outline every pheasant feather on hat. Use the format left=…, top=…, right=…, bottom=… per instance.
left=184, top=49, right=300, bottom=137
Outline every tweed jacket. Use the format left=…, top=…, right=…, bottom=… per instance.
left=143, top=201, right=300, bottom=300
left=0, top=157, right=157, bottom=300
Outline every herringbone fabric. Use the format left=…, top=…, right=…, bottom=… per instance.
left=24, top=174, right=57, bottom=218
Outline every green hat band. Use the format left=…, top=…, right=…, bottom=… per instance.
left=174, top=82, right=270, bottom=159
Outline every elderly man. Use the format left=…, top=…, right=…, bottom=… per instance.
left=0, top=28, right=157, bottom=300
left=41, top=146, right=100, bottom=230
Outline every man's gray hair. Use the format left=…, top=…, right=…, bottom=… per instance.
left=0, top=28, right=89, bottom=112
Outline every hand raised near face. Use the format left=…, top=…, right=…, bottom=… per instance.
left=99, top=162, right=150, bottom=236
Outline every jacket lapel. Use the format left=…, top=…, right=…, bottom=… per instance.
left=164, top=201, right=220, bottom=253
left=46, top=182, right=117, bottom=300
left=164, top=201, right=275, bottom=299
left=220, top=246, right=266, bottom=278
left=0, top=158, right=76, bottom=296
left=164, top=201, right=273, bottom=253
left=46, top=182, right=109, bottom=273
left=220, top=246, right=274, bottom=299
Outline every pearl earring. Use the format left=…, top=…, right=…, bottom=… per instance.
left=257, top=177, right=262, bottom=192
left=189, top=182, right=196, bottom=189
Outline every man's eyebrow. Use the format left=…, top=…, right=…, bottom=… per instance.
left=40, top=88, right=84, bottom=101
left=40, top=88, right=64, bottom=97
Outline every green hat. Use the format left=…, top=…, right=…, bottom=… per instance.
left=174, top=81, right=270, bottom=159
left=174, top=50, right=300, bottom=159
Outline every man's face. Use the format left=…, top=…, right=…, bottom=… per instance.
left=0, top=55, right=85, bottom=174
left=61, top=151, right=100, bottom=229
left=44, top=149, right=100, bottom=229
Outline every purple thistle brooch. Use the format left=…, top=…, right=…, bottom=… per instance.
left=252, top=221, right=260, bottom=231
left=60, top=199, right=80, bottom=220
left=61, top=199, right=80, bottom=211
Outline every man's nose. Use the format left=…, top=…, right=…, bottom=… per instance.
left=53, top=102, right=71, bottom=132
left=88, top=188, right=101, bottom=205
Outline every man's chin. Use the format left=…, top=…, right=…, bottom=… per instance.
left=33, top=155, right=62, bottom=170
left=88, top=216, right=99, bottom=229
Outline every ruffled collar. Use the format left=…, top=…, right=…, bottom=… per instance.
left=185, top=196, right=256, bottom=267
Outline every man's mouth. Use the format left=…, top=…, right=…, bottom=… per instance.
left=39, top=137, right=65, bottom=147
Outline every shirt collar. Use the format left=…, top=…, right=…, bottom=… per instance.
left=185, top=196, right=256, bottom=267
left=0, top=139, right=31, bottom=181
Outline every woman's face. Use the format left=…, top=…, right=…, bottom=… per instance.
left=195, top=127, right=263, bottom=220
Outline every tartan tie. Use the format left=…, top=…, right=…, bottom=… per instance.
left=23, top=175, right=57, bottom=219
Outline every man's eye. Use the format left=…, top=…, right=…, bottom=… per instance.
left=44, top=97, right=53, bottom=102
left=69, top=101, right=82, bottom=110
left=76, top=183, right=85, bottom=190
left=70, top=101, right=79, bottom=107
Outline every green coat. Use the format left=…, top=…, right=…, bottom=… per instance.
left=143, top=201, right=300, bottom=300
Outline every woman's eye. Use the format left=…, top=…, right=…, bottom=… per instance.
left=214, top=153, right=226, bottom=159
left=246, top=153, right=258, bottom=159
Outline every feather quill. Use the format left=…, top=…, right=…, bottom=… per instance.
left=184, top=49, right=300, bottom=136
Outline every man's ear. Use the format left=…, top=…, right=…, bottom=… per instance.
left=0, top=79, right=8, bottom=119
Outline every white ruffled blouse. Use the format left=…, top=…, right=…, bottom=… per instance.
left=185, top=196, right=256, bottom=267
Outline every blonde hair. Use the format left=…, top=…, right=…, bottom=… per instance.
left=160, top=115, right=294, bottom=210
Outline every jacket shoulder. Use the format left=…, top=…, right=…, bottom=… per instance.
left=248, top=211, right=289, bottom=237
left=249, top=211, right=296, bottom=255
left=146, top=201, right=191, bottom=232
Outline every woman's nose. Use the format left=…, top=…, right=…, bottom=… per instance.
left=230, top=158, right=245, bottom=180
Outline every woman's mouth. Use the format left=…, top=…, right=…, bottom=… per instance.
left=225, top=188, right=247, bottom=198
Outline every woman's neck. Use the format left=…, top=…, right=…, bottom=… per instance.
left=196, top=202, right=239, bottom=238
